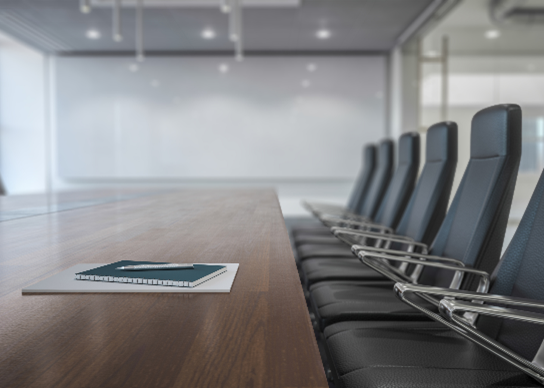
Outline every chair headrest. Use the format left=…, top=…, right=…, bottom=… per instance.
left=398, top=132, right=420, bottom=165
left=363, top=144, right=376, bottom=165
left=378, top=139, right=394, bottom=166
left=471, top=104, right=522, bottom=159
left=426, top=121, right=458, bottom=162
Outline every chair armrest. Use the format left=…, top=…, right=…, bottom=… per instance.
left=395, top=284, right=544, bottom=311
left=438, top=298, right=544, bottom=380
left=332, top=227, right=414, bottom=243
left=318, top=213, right=371, bottom=225
left=319, top=216, right=393, bottom=232
left=439, top=299, right=544, bottom=325
left=361, top=252, right=489, bottom=293
left=391, top=284, right=544, bottom=382
left=346, top=234, right=427, bottom=250
left=355, top=247, right=464, bottom=266
left=349, top=245, right=426, bottom=257
left=330, top=221, right=393, bottom=233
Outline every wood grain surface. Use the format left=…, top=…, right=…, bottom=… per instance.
left=0, top=189, right=327, bottom=388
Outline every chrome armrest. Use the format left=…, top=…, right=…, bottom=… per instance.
left=333, top=228, right=413, bottom=244
left=329, top=220, right=393, bottom=233
left=349, top=245, right=427, bottom=257
left=319, top=215, right=391, bottom=232
left=362, top=252, right=489, bottom=293
left=439, top=298, right=544, bottom=381
left=348, top=235, right=427, bottom=250
left=395, top=284, right=544, bottom=310
left=390, top=284, right=544, bottom=383
left=351, top=240, right=430, bottom=275
left=318, top=212, right=370, bottom=224
left=356, top=248, right=464, bottom=266
left=319, top=214, right=370, bottom=228
left=439, top=299, right=544, bottom=325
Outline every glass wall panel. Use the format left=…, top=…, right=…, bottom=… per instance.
left=418, top=0, right=544, bottom=249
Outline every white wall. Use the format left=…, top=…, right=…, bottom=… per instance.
left=0, top=33, right=47, bottom=195
left=51, top=55, right=387, bottom=214
left=0, top=46, right=388, bottom=215
left=54, top=56, right=386, bottom=180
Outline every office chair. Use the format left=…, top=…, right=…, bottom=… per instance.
left=325, top=138, right=544, bottom=388
left=295, top=133, right=419, bottom=249
left=294, top=144, right=377, bottom=238
left=296, top=121, right=457, bottom=292
left=307, top=104, right=521, bottom=328
left=294, top=140, right=393, bottom=244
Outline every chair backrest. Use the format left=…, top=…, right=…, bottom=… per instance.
left=419, top=104, right=521, bottom=289
left=346, top=144, right=377, bottom=214
left=373, top=132, right=420, bottom=229
left=356, top=139, right=394, bottom=219
left=475, top=167, right=544, bottom=361
left=395, top=122, right=458, bottom=245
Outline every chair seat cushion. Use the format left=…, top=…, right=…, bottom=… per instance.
left=309, top=281, right=430, bottom=329
left=297, top=244, right=354, bottom=260
left=294, top=235, right=342, bottom=247
left=301, top=258, right=387, bottom=288
left=324, top=320, right=537, bottom=387
left=291, top=225, right=329, bottom=236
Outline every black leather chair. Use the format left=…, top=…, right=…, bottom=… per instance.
left=294, top=140, right=392, bottom=242
left=298, top=121, right=458, bottom=290
left=325, top=132, right=544, bottom=388
left=308, top=104, right=521, bottom=328
left=294, top=144, right=377, bottom=238
left=295, top=133, right=419, bottom=248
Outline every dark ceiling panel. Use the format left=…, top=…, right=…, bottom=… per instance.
left=0, top=0, right=435, bottom=54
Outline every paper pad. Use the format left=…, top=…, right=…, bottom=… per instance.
left=22, top=263, right=239, bottom=294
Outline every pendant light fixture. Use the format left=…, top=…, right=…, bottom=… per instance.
left=235, top=0, right=243, bottom=61
left=229, top=0, right=238, bottom=42
left=113, top=0, right=123, bottom=42
left=80, top=0, right=91, bottom=14
left=136, top=0, right=144, bottom=61
left=221, top=0, right=231, bottom=14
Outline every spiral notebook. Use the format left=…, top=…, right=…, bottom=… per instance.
left=75, top=260, right=227, bottom=288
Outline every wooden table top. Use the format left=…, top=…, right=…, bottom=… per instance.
left=0, top=189, right=327, bottom=388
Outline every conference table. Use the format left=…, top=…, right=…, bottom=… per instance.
left=0, top=189, right=327, bottom=388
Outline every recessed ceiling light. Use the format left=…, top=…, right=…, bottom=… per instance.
left=219, top=63, right=229, bottom=74
left=301, top=80, right=311, bottom=88
left=485, top=29, right=500, bottom=39
left=316, top=29, right=331, bottom=39
left=128, top=64, right=139, bottom=72
left=307, top=63, right=317, bottom=72
left=202, top=28, right=216, bottom=39
left=86, top=29, right=101, bottom=39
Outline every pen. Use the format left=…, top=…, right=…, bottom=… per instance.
left=115, top=263, right=194, bottom=271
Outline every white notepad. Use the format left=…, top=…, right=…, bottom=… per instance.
left=22, top=263, right=239, bottom=294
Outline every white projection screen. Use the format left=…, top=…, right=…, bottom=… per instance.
left=55, top=56, right=386, bottom=179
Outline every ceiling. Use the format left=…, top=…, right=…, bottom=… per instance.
left=0, top=0, right=436, bottom=54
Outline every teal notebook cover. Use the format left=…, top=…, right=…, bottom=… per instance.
left=75, top=260, right=227, bottom=288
